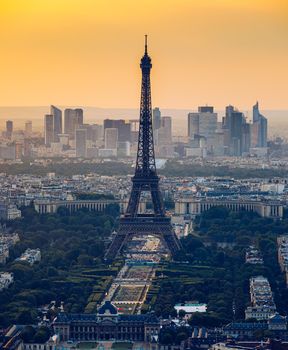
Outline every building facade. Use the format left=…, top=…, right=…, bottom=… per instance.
left=187, top=106, right=218, bottom=154
left=104, top=119, right=131, bottom=142
left=64, top=108, right=84, bottom=139
left=277, top=236, right=288, bottom=287
left=75, top=129, right=87, bottom=157
left=50, top=105, right=62, bottom=143
left=53, top=301, right=160, bottom=342
left=0, top=201, right=21, bottom=220
left=6, top=120, right=13, bottom=139
left=104, top=128, right=118, bottom=150
left=252, top=101, right=267, bottom=148
left=245, top=276, right=276, bottom=321
left=33, top=198, right=147, bottom=216
left=44, top=114, right=54, bottom=146
left=175, top=197, right=283, bottom=219
left=152, top=107, right=161, bottom=130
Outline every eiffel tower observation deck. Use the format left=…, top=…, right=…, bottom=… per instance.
left=105, top=37, right=181, bottom=260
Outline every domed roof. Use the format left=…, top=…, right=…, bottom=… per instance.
left=268, top=313, right=286, bottom=323
left=98, top=301, right=118, bottom=315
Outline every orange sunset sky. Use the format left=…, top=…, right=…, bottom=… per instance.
left=0, top=0, right=287, bottom=110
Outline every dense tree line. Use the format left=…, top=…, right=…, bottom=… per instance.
left=162, top=161, right=288, bottom=178
left=76, top=193, right=115, bottom=200
left=0, top=161, right=132, bottom=177
left=0, top=205, right=119, bottom=327
left=1, top=160, right=287, bottom=179
left=2, top=200, right=288, bottom=346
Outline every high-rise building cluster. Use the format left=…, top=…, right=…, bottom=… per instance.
left=103, top=119, right=131, bottom=157
left=252, top=101, right=268, bottom=148
left=0, top=119, right=35, bottom=160
left=64, top=108, right=83, bottom=139
left=153, top=108, right=173, bottom=157
left=42, top=106, right=137, bottom=158
left=44, top=105, right=63, bottom=145
left=187, top=102, right=268, bottom=157
left=0, top=101, right=268, bottom=161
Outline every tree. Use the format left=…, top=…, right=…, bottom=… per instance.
left=16, top=310, right=35, bottom=324
left=160, top=332, right=173, bottom=345
left=10, top=263, right=34, bottom=281
left=194, top=247, right=208, bottom=262
left=188, top=313, right=224, bottom=327
left=47, top=267, right=59, bottom=277
left=57, top=206, right=70, bottom=216
left=176, top=331, right=189, bottom=344
left=178, top=309, right=186, bottom=319
left=20, top=326, right=36, bottom=343
left=77, top=254, right=93, bottom=266
left=33, top=327, right=50, bottom=343
left=105, top=204, right=120, bottom=217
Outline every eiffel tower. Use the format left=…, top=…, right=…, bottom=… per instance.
left=105, top=36, right=181, bottom=260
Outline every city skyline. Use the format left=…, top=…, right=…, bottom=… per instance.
left=2, top=6, right=288, bottom=345
left=0, top=100, right=269, bottom=160
left=0, top=104, right=285, bottom=132
left=0, top=0, right=287, bottom=109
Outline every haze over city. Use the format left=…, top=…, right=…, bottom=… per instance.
left=2, top=2, right=288, bottom=350
left=0, top=0, right=287, bottom=109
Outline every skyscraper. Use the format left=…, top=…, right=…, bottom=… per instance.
left=222, top=105, right=252, bottom=156
left=90, top=124, right=103, bottom=142
left=187, top=114, right=199, bottom=140
left=129, top=119, right=139, bottom=143
left=153, top=107, right=161, bottom=130
left=188, top=107, right=217, bottom=139
left=75, top=129, right=87, bottom=157
left=64, top=108, right=84, bottom=139
left=104, top=128, right=118, bottom=149
left=103, top=119, right=131, bottom=142
left=188, top=106, right=217, bottom=153
left=6, top=120, right=13, bottom=139
left=252, top=102, right=267, bottom=148
left=222, top=105, right=234, bottom=154
left=230, top=111, right=243, bottom=156
left=229, top=109, right=246, bottom=156
left=51, top=105, right=62, bottom=142
left=117, top=141, right=130, bottom=157
left=242, top=122, right=251, bottom=154
left=44, top=114, right=54, bottom=146
left=198, top=106, right=214, bottom=113
left=158, top=116, right=172, bottom=146
left=25, top=121, right=32, bottom=135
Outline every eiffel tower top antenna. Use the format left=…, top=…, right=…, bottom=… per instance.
left=145, top=34, right=148, bottom=54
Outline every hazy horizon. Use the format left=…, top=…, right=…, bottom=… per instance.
left=0, top=106, right=287, bottom=138
left=0, top=0, right=287, bottom=108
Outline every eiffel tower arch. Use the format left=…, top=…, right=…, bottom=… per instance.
left=105, top=37, right=181, bottom=260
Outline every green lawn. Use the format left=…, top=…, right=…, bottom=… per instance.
left=112, top=342, right=133, bottom=350
left=77, top=342, right=98, bottom=349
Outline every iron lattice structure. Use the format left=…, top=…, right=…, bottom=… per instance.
left=105, top=37, right=181, bottom=260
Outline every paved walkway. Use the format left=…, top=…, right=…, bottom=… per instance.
left=104, top=236, right=161, bottom=315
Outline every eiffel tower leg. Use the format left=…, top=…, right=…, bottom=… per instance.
left=150, top=221, right=181, bottom=257
left=150, top=181, right=165, bottom=216
left=126, top=181, right=142, bottom=216
left=105, top=229, right=128, bottom=260
left=162, top=228, right=182, bottom=256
